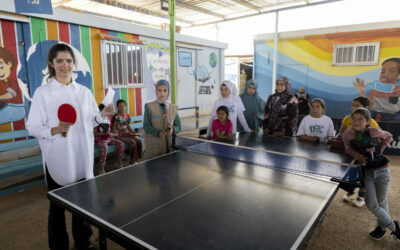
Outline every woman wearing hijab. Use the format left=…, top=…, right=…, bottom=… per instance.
left=207, top=80, right=251, bottom=138
left=143, top=79, right=181, bottom=158
left=239, top=79, right=266, bottom=132
left=263, top=77, right=298, bottom=137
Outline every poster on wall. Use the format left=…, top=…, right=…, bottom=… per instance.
left=145, top=42, right=171, bottom=101
left=178, top=51, right=192, bottom=67
left=193, top=52, right=218, bottom=95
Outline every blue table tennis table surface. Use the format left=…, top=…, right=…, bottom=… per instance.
left=48, top=134, right=355, bottom=250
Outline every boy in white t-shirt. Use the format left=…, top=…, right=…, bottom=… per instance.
left=297, top=98, right=335, bottom=142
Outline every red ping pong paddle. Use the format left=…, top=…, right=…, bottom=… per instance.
left=57, top=104, right=77, bottom=137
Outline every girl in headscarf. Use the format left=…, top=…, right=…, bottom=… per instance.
left=263, top=77, right=298, bottom=136
left=144, top=79, right=181, bottom=158
left=239, top=79, right=266, bottom=132
left=207, top=80, right=251, bottom=138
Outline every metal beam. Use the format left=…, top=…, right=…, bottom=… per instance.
left=188, top=0, right=343, bottom=27
left=230, top=0, right=261, bottom=12
left=91, top=0, right=193, bottom=25
left=176, top=0, right=225, bottom=19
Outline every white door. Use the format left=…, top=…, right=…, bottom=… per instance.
left=177, top=48, right=196, bottom=118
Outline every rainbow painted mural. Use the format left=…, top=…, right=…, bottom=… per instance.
left=0, top=17, right=142, bottom=134
left=254, top=28, right=400, bottom=119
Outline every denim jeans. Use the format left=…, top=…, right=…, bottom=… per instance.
left=365, top=167, right=395, bottom=231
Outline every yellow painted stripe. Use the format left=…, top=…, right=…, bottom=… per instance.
left=288, top=39, right=331, bottom=62
left=90, top=27, right=104, bottom=104
left=267, top=40, right=400, bottom=76
left=46, top=20, right=58, bottom=40
left=128, top=88, right=136, bottom=116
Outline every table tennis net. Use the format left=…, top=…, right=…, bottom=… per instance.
left=175, top=136, right=360, bottom=183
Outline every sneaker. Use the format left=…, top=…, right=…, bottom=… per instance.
left=343, top=193, right=353, bottom=202
left=353, top=197, right=365, bottom=207
left=391, top=221, right=400, bottom=240
left=369, top=226, right=386, bottom=240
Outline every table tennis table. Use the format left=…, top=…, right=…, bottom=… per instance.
left=48, top=133, right=359, bottom=250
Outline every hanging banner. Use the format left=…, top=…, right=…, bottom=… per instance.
left=14, top=0, right=53, bottom=15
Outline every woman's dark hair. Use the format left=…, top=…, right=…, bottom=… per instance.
left=98, top=104, right=105, bottom=112
left=382, top=57, right=400, bottom=72
left=310, top=98, right=325, bottom=110
left=216, top=105, right=229, bottom=117
left=351, top=107, right=371, bottom=121
left=353, top=96, right=370, bottom=107
left=47, top=43, right=75, bottom=81
left=116, top=99, right=127, bottom=106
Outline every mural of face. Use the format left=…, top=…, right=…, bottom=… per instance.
left=380, top=61, right=400, bottom=84
left=0, top=58, right=12, bottom=81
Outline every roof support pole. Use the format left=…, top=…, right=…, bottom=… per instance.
left=169, top=0, right=176, bottom=104
left=272, top=11, right=279, bottom=93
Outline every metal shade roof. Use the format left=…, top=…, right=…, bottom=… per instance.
left=52, top=0, right=341, bottom=28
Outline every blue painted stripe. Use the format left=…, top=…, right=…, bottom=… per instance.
left=112, top=88, right=121, bottom=109
left=69, top=23, right=81, bottom=51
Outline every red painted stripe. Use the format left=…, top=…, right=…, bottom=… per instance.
left=135, top=88, right=142, bottom=115
left=58, top=22, right=70, bottom=43
left=1, top=20, right=26, bottom=133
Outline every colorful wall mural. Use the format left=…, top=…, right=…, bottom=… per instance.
left=0, top=15, right=224, bottom=135
left=254, top=28, right=400, bottom=121
left=0, top=17, right=144, bottom=133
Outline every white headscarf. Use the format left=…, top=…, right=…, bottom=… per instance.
left=221, top=80, right=238, bottom=97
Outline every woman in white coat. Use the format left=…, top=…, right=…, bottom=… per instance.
left=27, top=43, right=113, bottom=250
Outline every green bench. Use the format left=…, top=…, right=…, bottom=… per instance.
left=0, top=130, right=44, bottom=196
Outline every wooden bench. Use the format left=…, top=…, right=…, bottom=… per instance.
left=0, top=130, right=44, bottom=196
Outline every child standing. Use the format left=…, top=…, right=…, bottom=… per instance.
left=207, top=80, right=251, bottom=139
left=111, top=99, right=143, bottom=164
left=297, top=98, right=334, bottom=142
left=211, top=105, right=233, bottom=140
left=239, top=79, right=265, bottom=132
left=144, top=79, right=181, bottom=159
left=343, top=108, right=400, bottom=240
left=94, top=104, right=125, bottom=175
left=340, top=96, right=379, bottom=207
left=263, top=77, right=298, bottom=137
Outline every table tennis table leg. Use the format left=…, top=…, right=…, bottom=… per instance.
left=99, top=229, right=107, bottom=250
